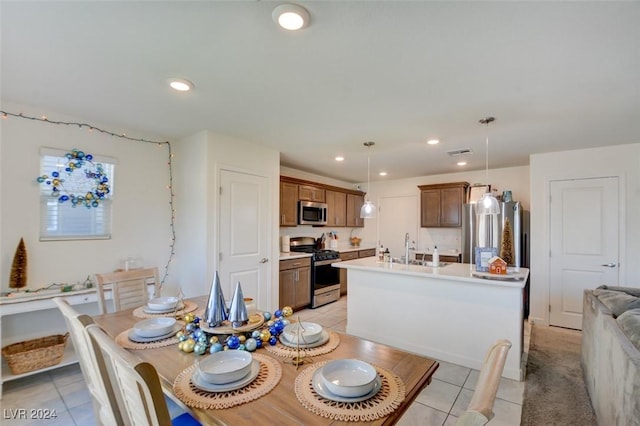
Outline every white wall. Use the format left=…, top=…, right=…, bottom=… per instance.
left=174, top=131, right=281, bottom=309
left=530, top=143, right=640, bottom=325
left=0, top=102, right=173, bottom=291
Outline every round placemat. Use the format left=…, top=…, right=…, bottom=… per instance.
left=264, top=330, right=340, bottom=358
left=133, top=300, right=198, bottom=319
left=294, top=361, right=406, bottom=422
left=115, top=323, right=183, bottom=350
left=173, top=352, right=282, bottom=410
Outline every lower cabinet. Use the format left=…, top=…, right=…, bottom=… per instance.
left=413, top=253, right=462, bottom=263
left=279, top=257, right=311, bottom=310
left=339, top=249, right=376, bottom=295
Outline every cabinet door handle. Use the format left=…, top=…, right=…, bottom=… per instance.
left=260, top=257, right=269, bottom=263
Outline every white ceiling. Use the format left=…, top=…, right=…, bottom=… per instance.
left=2, top=1, right=639, bottom=183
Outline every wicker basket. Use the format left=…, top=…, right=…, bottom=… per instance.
left=2, top=333, right=69, bottom=375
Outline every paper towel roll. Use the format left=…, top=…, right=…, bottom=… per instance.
left=281, top=235, right=290, bottom=252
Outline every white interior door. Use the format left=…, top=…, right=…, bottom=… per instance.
left=549, top=177, right=619, bottom=329
left=219, top=169, right=270, bottom=309
left=378, top=195, right=418, bottom=260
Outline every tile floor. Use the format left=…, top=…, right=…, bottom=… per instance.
left=1, top=296, right=528, bottom=425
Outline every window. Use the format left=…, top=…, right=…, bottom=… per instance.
left=39, top=148, right=116, bottom=241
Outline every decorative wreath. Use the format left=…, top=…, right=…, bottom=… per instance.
left=36, top=148, right=110, bottom=209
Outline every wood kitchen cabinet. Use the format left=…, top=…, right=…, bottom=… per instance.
left=338, top=248, right=376, bottom=295
left=325, top=189, right=347, bottom=227
left=414, top=253, right=462, bottom=263
left=280, top=181, right=298, bottom=226
left=279, top=257, right=311, bottom=310
left=346, top=193, right=365, bottom=227
left=418, top=182, right=469, bottom=228
left=298, top=184, right=325, bottom=203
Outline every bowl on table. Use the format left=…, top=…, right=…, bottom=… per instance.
left=146, top=296, right=179, bottom=311
left=197, top=350, right=253, bottom=385
left=282, top=322, right=323, bottom=344
left=133, top=317, right=177, bottom=338
left=320, top=359, right=378, bottom=398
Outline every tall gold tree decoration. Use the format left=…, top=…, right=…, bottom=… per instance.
left=10, top=238, right=28, bottom=290
left=500, top=218, right=514, bottom=265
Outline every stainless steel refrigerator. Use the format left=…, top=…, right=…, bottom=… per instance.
left=461, top=201, right=530, bottom=269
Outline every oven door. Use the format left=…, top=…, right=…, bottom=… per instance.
left=312, top=258, right=341, bottom=289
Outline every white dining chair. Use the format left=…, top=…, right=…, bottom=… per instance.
left=52, top=297, right=126, bottom=426
left=95, top=267, right=160, bottom=314
left=455, top=339, right=512, bottom=426
left=86, top=323, right=200, bottom=426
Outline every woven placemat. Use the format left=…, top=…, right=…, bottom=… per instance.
left=115, top=323, right=183, bottom=350
left=133, top=300, right=198, bottom=319
left=294, top=361, right=406, bottom=422
left=264, top=330, right=340, bottom=358
left=173, top=352, right=282, bottom=410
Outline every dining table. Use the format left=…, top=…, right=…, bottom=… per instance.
left=92, top=295, right=439, bottom=425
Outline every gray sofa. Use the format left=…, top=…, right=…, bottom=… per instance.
left=582, top=286, right=640, bottom=426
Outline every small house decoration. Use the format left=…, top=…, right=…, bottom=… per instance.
left=9, top=238, right=28, bottom=290
left=488, top=256, right=508, bottom=275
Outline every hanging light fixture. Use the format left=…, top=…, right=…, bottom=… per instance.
left=477, top=117, right=500, bottom=215
left=360, top=141, right=376, bottom=219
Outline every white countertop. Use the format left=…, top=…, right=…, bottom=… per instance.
left=279, top=252, right=313, bottom=261
left=334, top=257, right=528, bottom=289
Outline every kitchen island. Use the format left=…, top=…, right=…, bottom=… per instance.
left=334, top=258, right=529, bottom=381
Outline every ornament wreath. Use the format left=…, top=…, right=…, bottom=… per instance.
left=36, top=148, right=110, bottom=208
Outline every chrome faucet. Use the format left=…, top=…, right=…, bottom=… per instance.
left=404, top=233, right=415, bottom=265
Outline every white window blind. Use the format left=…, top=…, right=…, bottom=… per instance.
left=39, top=148, right=116, bottom=241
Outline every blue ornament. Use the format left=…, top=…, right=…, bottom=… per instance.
left=245, top=338, right=257, bottom=352
left=269, top=326, right=278, bottom=336
left=227, top=335, right=240, bottom=350
left=193, top=317, right=200, bottom=324
left=85, top=154, right=93, bottom=161
left=255, top=339, right=263, bottom=349
left=238, top=344, right=246, bottom=351
left=209, top=343, right=223, bottom=353
left=91, top=201, right=99, bottom=207
left=274, top=320, right=285, bottom=333
left=186, top=323, right=195, bottom=332
left=251, top=330, right=261, bottom=339
left=194, top=343, right=207, bottom=355
left=263, top=312, right=272, bottom=321
left=269, top=336, right=278, bottom=346
left=36, top=176, right=45, bottom=183
left=76, top=151, right=85, bottom=158
left=193, top=329, right=203, bottom=338
left=282, top=319, right=291, bottom=326
left=274, top=309, right=283, bottom=318
left=179, top=335, right=188, bottom=342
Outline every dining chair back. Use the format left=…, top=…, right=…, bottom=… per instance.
left=52, top=297, right=126, bottom=426
left=455, top=339, right=512, bottom=426
left=86, top=324, right=200, bottom=426
left=95, top=267, right=160, bottom=314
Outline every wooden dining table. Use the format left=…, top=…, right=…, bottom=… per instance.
left=92, top=296, right=439, bottom=425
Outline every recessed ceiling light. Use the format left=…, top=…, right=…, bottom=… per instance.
left=335, top=156, right=344, bottom=162
left=427, top=139, right=440, bottom=145
left=273, top=4, right=310, bottom=30
left=457, top=161, right=467, bottom=166
left=168, top=78, right=193, bottom=92
left=379, top=172, right=388, bottom=176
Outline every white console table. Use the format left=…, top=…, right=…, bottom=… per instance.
left=0, top=288, right=104, bottom=398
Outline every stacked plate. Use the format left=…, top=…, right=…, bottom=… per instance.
left=312, top=359, right=381, bottom=402
left=128, top=317, right=179, bottom=343
left=144, top=296, right=183, bottom=314
left=280, top=322, right=329, bottom=348
left=192, top=351, right=260, bottom=392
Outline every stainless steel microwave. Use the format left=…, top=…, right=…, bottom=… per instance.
left=298, top=201, right=328, bottom=225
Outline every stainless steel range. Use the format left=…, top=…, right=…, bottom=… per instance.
left=289, top=237, right=342, bottom=308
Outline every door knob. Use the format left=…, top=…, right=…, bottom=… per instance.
left=259, top=258, right=269, bottom=263
left=601, top=262, right=617, bottom=268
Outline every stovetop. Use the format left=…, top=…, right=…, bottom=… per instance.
left=290, top=246, right=340, bottom=261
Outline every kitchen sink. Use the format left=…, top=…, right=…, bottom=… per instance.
left=390, top=258, right=449, bottom=267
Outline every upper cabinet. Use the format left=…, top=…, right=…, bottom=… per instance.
left=298, top=184, right=325, bottom=203
left=280, top=176, right=364, bottom=228
left=325, top=189, right=347, bottom=227
left=346, top=193, right=364, bottom=228
left=280, top=181, right=299, bottom=226
left=418, top=182, right=469, bottom=228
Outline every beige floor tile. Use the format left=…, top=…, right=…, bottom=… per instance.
left=56, top=379, right=92, bottom=409
left=414, top=379, right=462, bottom=414
left=397, top=402, right=448, bottom=426
left=433, top=360, right=472, bottom=387
left=443, top=414, right=459, bottom=425
left=49, top=363, right=84, bottom=387
left=68, top=401, right=97, bottom=426
left=450, top=388, right=522, bottom=425
left=463, top=370, right=525, bottom=405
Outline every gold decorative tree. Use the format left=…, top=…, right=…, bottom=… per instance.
left=10, top=238, right=28, bottom=290
left=500, top=218, right=514, bottom=265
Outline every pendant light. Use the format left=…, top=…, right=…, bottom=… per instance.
left=360, top=141, right=376, bottom=219
left=477, top=117, right=500, bottom=215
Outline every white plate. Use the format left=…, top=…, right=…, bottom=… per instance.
left=128, top=323, right=181, bottom=343
left=143, top=302, right=184, bottom=314
left=147, top=296, right=179, bottom=311
left=279, top=329, right=330, bottom=348
left=282, top=322, right=323, bottom=344
left=191, top=360, right=260, bottom=392
left=471, top=270, right=523, bottom=281
left=134, top=317, right=177, bottom=337
left=312, top=368, right=382, bottom=403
